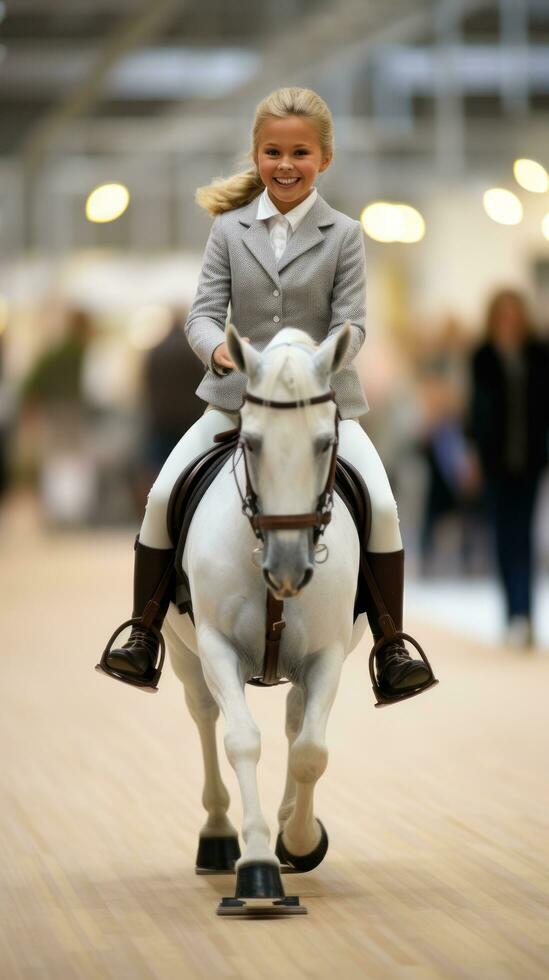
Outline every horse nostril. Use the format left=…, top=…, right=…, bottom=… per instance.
left=263, top=569, right=282, bottom=591
left=297, top=566, right=314, bottom=590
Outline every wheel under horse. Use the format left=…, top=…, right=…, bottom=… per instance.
left=116, top=323, right=437, bottom=915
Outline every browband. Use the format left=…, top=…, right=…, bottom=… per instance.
left=243, top=390, right=335, bottom=410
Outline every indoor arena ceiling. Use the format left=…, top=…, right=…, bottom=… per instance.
left=1, top=0, right=549, bottom=164
left=1, top=0, right=549, bottom=251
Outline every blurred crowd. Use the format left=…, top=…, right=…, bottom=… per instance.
left=1, top=288, right=548, bottom=648
left=406, top=289, right=549, bottom=647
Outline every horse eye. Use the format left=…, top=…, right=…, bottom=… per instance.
left=316, top=439, right=333, bottom=454
left=243, top=435, right=261, bottom=454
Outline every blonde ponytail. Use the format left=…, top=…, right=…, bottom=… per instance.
left=195, top=167, right=264, bottom=217
left=195, top=86, right=334, bottom=218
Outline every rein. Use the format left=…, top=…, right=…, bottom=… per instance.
left=228, top=387, right=340, bottom=687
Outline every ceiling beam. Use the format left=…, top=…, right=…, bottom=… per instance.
left=17, top=0, right=502, bottom=175
left=162, top=0, right=496, bottom=138
left=37, top=0, right=499, bottom=158
left=22, top=0, right=182, bottom=173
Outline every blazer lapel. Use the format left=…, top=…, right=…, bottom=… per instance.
left=277, top=194, right=336, bottom=274
left=237, top=192, right=337, bottom=282
left=238, top=200, right=281, bottom=288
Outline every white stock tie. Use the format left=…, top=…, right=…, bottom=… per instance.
left=270, top=213, right=290, bottom=262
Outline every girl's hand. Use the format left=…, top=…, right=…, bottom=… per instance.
left=213, top=337, right=250, bottom=371
left=212, top=342, right=235, bottom=371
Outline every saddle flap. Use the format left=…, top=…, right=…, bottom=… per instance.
left=334, top=457, right=372, bottom=620
left=167, top=433, right=240, bottom=614
left=334, top=457, right=372, bottom=546
left=167, top=434, right=239, bottom=546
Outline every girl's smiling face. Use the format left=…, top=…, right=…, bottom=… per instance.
left=254, top=114, right=332, bottom=214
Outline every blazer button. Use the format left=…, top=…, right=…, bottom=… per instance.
left=273, top=315, right=280, bottom=323
left=273, top=289, right=280, bottom=297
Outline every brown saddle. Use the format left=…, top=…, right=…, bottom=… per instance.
left=166, top=428, right=372, bottom=628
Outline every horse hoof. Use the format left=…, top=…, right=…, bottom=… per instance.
left=235, top=861, right=285, bottom=899
left=275, top=819, right=329, bottom=872
left=195, top=835, right=241, bottom=873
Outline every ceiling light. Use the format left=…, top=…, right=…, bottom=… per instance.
left=482, top=188, right=523, bottom=226
left=513, top=158, right=548, bottom=194
left=86, top=183, right=130, bottom=224
left=360, top=202, right=425, bottom=244
left=397, top=204, right=426, bottom=243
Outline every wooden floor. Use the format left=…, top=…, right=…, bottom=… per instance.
left=2, top=495, right=549, bottom=980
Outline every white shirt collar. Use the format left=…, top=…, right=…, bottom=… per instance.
left=256, top=186, right=318, bottom=231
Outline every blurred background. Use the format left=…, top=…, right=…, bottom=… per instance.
left=1, top=0, right=549, bottom=649
left=2, top=4, right=549, bottom=976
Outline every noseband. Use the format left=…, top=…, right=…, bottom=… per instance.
left=233, top=389, right=340, bottom=546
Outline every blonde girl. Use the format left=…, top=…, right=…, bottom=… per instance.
left=99, top=86, right=435, bottom=702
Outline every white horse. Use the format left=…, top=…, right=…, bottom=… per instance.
left=163, top=321, right=367, bottom=910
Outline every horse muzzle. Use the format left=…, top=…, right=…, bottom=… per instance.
left=261, top=533, right=315, bottom=597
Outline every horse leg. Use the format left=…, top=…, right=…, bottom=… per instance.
left=277, top=684, right=305, bottom=829
left=164, top=620, right=240, bottom=872
left=276, top=645, right=345, bottom=872
left=197, top=624, right=285, bottom=899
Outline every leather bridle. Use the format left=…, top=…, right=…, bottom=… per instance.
left=232, top=389, right=340, bottom=547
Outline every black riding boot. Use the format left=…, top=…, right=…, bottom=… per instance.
left=365, top=550, right=435, bottom=703
left=98, top=538, right=175, bottom=690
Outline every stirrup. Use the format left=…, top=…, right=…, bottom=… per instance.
left=368, top=630, right=439, bottom=708
left=95, top=617, right=166, bottom=694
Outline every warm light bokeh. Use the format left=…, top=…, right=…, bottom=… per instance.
left=85, top=183, right=130, bottom=224
left=513, top=157, right=549, bottom=193
left=482, top=188, right=523, bottom=225
left=360, top=202, right=425, bottom=243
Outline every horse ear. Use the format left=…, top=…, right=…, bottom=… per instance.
left=225, top=322, right=261, bottom=379
left=313, top=321, right=352, bottom=379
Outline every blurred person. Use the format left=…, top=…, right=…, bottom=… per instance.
left=21, top=308, right=93, bottom=409
left=416, top=319, right=481, bottom=574
left=99, top=85, right=436, bottom=706
left=469, top=289, right=549, bottom=646
left=137, top=310, right=204, bottom=512
left=19, top=308, right=97, bottom=524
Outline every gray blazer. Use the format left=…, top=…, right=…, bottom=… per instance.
left=185, top=192, right=368, bottom=419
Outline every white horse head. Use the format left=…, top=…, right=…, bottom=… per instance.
left=226, top=321, right=352, bottom=599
